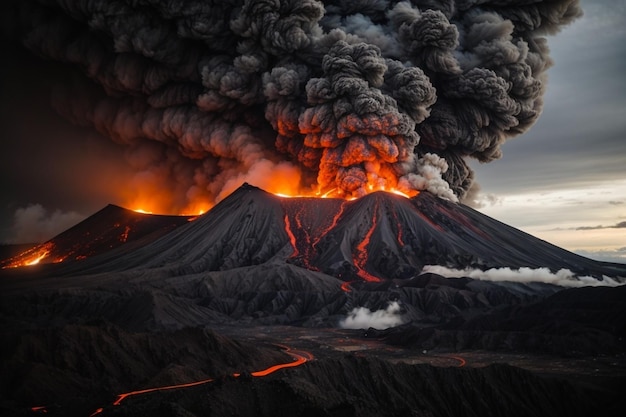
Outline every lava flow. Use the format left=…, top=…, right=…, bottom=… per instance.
left=352, top=200, right=382, bottom=282
left=2, top=242, right=56, bottom=269
left=284, top=214, right=299, bottom=258
left=87, top=345, right=313, bottom=415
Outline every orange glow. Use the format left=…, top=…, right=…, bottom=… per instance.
left=118, top=170, right=417, bottom=217
left=352, top=202, right=382, bottom=282
left=284, top=214, right=298, bottom=258
left=128, top=197, right=211, bottom=217
left=340, top=281, right=352, bottom=292
left=119, top=226, right=131, bottom=242
left=269, top=184, right=415, bottom=202
left=180, top=201, right=212, bottom=216
left=2, top=242, right=54, bottom=269
left=97, top=344, right=312, bottom=412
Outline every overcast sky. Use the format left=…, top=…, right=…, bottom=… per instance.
left=470, top=0, right=626, bottom=262
left=0, top=0, right=624, bottom=263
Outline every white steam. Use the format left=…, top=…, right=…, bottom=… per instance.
left=4, top=204, right=84, bottom=244
left=340, top=301, right=406, bottom=330
left=422, top=265, right=625, bottom=288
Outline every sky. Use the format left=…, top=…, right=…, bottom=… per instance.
left=469, top=0, right=626, bottom=263
left=0, top=0, right=624, bottom=263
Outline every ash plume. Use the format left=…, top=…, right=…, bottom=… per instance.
left=3, top=0, right=581, bottom=209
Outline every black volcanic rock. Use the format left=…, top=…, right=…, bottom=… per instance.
left=368, top=284, right=626, bottom=355
left=38, top=184, right=626, bottom=282
left=52, top=183, right=292, bottom=276
left=1, top=184, right=625, bottom=417
left=83, top=356, right=614, bottom=417
left=0, top=322, right=287, bottom=414
left=0, top=204, right=193, bottom=269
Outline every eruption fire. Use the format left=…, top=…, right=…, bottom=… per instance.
left=3, top=0, right=581, bottom=216
left=2, top=242, right=60, bottom=269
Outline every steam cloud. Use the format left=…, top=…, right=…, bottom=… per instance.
left=3, top=204, right=84, bottom=244
left=340, top=301, right=405, bottom=329
left=422, top=265, right=625, bottom=287
left=4, top=0, right=581, bottom=209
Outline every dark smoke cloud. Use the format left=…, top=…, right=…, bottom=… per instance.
left=2, top=0, right=581, bottom=209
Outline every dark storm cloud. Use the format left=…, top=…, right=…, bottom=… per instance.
left=2, top=0, right=582, bottom=208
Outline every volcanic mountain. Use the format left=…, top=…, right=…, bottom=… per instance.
left=0, top=205, right=194, bottom=269
left=1, top=184, right=625, bottom=417
left=44, top=183, right=625, bottom=283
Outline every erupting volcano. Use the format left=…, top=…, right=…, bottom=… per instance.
left=2, top=0, right=626, bottom=416
left=12, top=184, right=624, bottom=284
left=1, top=185, right=625, bottom=416
left=2, top=0, right=586, bottom=216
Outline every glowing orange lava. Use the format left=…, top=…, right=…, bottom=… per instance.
left=119, top=225, right=131, bottom=242
left=83, top=344, right=312, bottom=414
left=283, top=214, right=298, bottom=258
left=353, top=201, right=382, bottom=282
left=2, top=242, right=55, bottom=269
left=122, top=176, right=416, bottom=219
left=132, top=208, right=152, bottom=214
left=313, top=201, right=346, bottom=250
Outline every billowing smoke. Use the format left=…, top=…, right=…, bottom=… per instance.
left=340, top=301, right=405, bottom=329
left=422, top=265, right=625, bottom=287
left=3, top=0, right=581, bottom=210
left=3, top=204, right=84, bottom=244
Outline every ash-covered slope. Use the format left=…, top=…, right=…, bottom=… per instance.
left=2, top=188, right=625, bottom=417
left=0, top=204, right=192, bottom=269
left=311, top=190, right=626, bottom=280
left=54, top=184, right=293, bottom=276
left=57, top=183, right=625, bottom=282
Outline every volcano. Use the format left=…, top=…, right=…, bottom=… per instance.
left=32, top=183, right=624, bottom=284
left=1, top=184, right=625, bottom=417
left=0, top=204, right=194, bottom=270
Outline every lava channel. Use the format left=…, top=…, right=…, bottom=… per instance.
left=352, top=201, right=382, bottom=282
left=86, top=344, right=313, bottom=415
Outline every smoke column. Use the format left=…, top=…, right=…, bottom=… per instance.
left=2, top=0, right=581, bottom=211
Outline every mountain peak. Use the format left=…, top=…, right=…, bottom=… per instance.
left=9, top=186, right=624, bottom=283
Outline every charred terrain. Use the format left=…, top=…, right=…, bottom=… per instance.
left=1, top=184, right=625, bottom=417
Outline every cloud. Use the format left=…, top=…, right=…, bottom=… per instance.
left=575, top=221, right=626, bottom=231
left=3, top=204, right=84, bottom=244
left=3, top=0, right=583, bottom=207
left=421, top=265, right=624, bottom=287
left=574, top=248, right=626, bottom=264
left=461, top=181, right=502, bottom=209
left=340, top=301, right=406, bottom=330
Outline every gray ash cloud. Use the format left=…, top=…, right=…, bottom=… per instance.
left=2, top=0, right=581, bottom=208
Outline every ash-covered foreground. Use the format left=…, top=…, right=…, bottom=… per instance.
left=1, top=184, right=625, bottom=416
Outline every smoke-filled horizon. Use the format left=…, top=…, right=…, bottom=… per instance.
left=1, top=0, right=581, bottom=231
